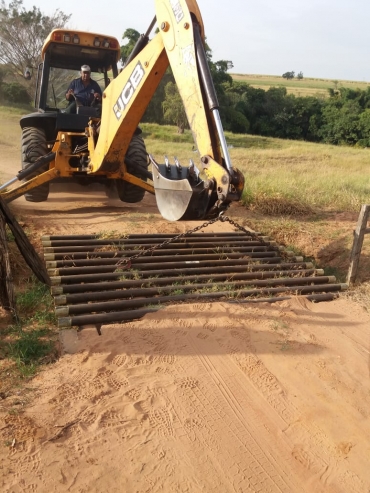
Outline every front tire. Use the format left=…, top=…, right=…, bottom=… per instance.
left=115, top=134, right=149, bottom=203
left=21, top=127, right=49, bottom=202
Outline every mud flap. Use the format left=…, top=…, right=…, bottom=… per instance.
left=151, top=162, right=212, bottom=221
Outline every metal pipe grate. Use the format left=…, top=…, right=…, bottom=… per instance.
left=42, top=232, right=347, bottom=328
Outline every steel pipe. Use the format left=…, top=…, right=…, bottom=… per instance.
left=49, top=261, right=314, bottom=285
left=55, top=283, right=347, bottom=317
left=51, top=268, right=323, bottom=295
left=54, top=275, right=337, bottom=306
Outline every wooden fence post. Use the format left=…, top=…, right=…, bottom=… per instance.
left=0, top=196, right=50, bottom=286
left=347, top=204, right=370, bottom=285
left=0, top=213, right=17, bottom=319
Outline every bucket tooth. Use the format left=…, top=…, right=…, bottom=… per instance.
left=188, top=159, right=200, bottom=182
left=164, top=155, right=171, bottom=173
left=174, top=157, right=182, bottom=173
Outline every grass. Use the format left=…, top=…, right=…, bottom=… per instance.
left=343, top=281, right=370, bottom=310
left=0, top=103, right=33, bottom=114
left=0, top=277, right=58, bottom=395
left=142, top=123, right=194, bottom=144
left=96, top=230, right=121, bottom=239
left=231, top=73, right=370, bottom=98
left=6, top=328, right=54, bottom=378
left=0, top=104, right=32, bottom=149
left=230, top=141, right=370, bottom=213
left=140, top=123, right=370, bottom=213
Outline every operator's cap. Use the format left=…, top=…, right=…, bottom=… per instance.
left=81, top=64, right=91, bottom=72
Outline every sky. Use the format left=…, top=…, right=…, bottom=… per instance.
left=21, top=0, right=370, bottom=82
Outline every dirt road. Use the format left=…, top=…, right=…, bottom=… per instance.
left=1, top=149, right=370, bottom=492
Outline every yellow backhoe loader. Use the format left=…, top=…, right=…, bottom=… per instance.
left=0, top=0, right=244, bottom=221
left=0, top=0, right=346, bottom=325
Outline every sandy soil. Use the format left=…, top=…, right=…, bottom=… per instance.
left=1, top=154, right=370, bottom=492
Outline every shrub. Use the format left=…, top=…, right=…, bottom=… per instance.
left=1, top=82, right=31, bottom=104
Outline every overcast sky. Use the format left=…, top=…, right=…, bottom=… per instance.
left=22, top=0, right=370, bottom=82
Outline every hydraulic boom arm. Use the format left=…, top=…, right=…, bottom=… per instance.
left=87, top=0, right=244, bottom=220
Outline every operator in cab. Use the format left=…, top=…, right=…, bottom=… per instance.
left=65, top=65, right=102, bottom=113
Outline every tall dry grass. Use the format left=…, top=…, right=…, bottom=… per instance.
left=231, top=74, right=370, bottom=98
left=141, top=124, right=370, bottom=214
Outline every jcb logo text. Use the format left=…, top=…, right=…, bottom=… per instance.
left=113, top=62, right=145, bottom=120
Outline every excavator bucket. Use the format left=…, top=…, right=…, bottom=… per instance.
left=151, top=158, right=213, bottom=221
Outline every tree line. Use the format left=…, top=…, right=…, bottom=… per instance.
left=142, top=64, right=370, bottom=148
left=122, top=29, right=370, bottom=147
left=217, top=83, right=370, bottom=147
left=1, top=1, right=370, bottom=148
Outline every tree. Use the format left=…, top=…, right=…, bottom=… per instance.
left=296, top=71, right=303, bottom=80
left=209, top=60, right=233, bottom=85
left=1, top=81, right=30, bottom=103
left=161, top=39, right=236, bottom=133
left=292, top=96, right=324, bottom=141
left=120, top=28, right=140, bottom=65
left=221, top=82, right=251, bottom=133
left=358, top=109, right=370, bottom=147
left=319, top=99, right=362, bottom=145
left=120, top=27, right=172, bottom=123
left=143, top=70, right=174, bottom=124
left=282, top=71, right=295, bottom=80
left=0, top=0, right=71, bottom=94
left=162, top=81, right=188, bottom=133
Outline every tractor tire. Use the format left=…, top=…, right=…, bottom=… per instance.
left=21, top=127, right=50, bottom=202
left=115, top=134, right=149, bottom=203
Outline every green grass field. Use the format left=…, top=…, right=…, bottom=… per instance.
left=231, top=73, right=370, bottom=98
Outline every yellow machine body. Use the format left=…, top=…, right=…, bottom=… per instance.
left=1, top=0, right=244, bottom=220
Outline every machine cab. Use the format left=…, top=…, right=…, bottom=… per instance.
left=34, top=29, right=121, bottom=113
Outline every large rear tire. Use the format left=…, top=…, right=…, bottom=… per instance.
left=21, top=127, right=50, bottom=202
left=114, top=134, right=149, bottom=203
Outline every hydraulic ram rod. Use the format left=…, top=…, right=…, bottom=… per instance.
left=193, top=24, right=233, bottom=173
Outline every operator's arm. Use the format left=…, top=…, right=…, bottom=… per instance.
left=66, top=81, right=75, bottom=101
left=92, top=80, right=102, bottom=101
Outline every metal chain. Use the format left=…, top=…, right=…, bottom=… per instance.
left=218, top=214, right=270, bottom=245
left=219, top=215, right=289, bottom=258
left=115, top=212, right=275, bottom=270
left=115, top=215, right=221, bottom=269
